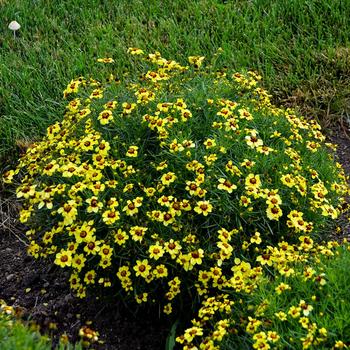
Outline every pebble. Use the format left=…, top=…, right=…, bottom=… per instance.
left=6, top=274, right=15, bottom=281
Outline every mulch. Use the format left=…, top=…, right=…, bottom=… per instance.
left=0, top=125, right=349, bottom=349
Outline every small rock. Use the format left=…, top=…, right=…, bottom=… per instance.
left=6, top=274, right=15, bottom=281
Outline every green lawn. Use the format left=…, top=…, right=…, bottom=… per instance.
left=1, top=0, right=350, bottom=163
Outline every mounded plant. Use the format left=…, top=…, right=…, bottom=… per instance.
left=3, top=49, right=349, bottom=324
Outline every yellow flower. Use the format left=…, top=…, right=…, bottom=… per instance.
left=57, top=200, right=78, bottom=225
left=89, top=88, right=103, bottom=99
left=114, top=229, right=129, bottom=245
left=117, top=265, right=131, bottom=281
left=98, top=110, right=113, bottom=125
left=275, top=282, right=291, bottom=295
left=127, top=47, right=144, bottom=55
left=72, top=254, right=86, bottom=271
left=104, top=100, right=118, bottom=109
left=250, top=232, right=262, bottom=244
left=122, top=102, right=136, bottom=114
left=130, top=226, right=148, bottom=242
left=203, top=138, right=216, bottom=149
left=153, top=264, right=168, bottom=278
left=16, top=185, right=36, bottom=199
left=160, top=172, right=177, bottom=186
left=299, top=300, right=313, bottom=316
left=245, top=131, right=263, bottom=148
left=135, top=293, right=148, bottom=304
left=122, top=198, right=141, bottom=216
left=245, top=174, right=261, bottom=188
left=133, top=259, right=151, bottom=278
left=84, top=270, right=96, bottom=284
left=97, top=57, right=114, bottom=63
left=194, top=201, right=213, bottom=216
left=126, top=145, right=138, bottom=157
left=86, top=196, right=103, bottom=213
left=164, top=239, right=182, bottom=258
left=281, top=174, right=295, bottom=187
left=266, top=205, right=283, bottom=221
left=102, top=209, right=120, bottom=225
left=274, top=311, right=287, bottom=321
left=149, top=244, right=165, bottom=260
left=188, top=56, right=205, bottom=68
left=55, top=250, right=72, bottom=268
left=288, top=306, right=301, bottom=318
left=163, top=303, right=172, bottom=315
left=217, top=178, right=237, bottom=193
left=190, top=249, right=204, bottom=265
left=267, top=331, right=280, bottom=343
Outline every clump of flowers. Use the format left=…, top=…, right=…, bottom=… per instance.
left=3, top=48, right=349, bottom=323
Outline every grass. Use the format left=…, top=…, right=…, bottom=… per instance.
left=0, top=0, right=350, bottom=164
left=0, top=308, right=80, bottom=350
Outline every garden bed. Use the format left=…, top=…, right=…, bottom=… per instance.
left=0, top=125, right=349, bottom=349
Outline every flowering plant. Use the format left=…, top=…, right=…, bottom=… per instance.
left=3, top=49, right=348, bottom=326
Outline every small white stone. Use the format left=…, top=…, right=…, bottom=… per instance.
left=8, top=20, right=21, bottom=31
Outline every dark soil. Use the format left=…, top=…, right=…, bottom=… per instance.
left=0, top=125, right=349, bottom=350
left=0, top=228, right=170, bottom=349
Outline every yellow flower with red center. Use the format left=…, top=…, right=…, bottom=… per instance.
left=194, top=201, right=213, bottom=216
left=122, top=200, right=139, bottom=216
left=104, top=100, right=117, bottom=109
left=84, top=270, right=96, bottom=284
left=161, top=172, right=177, bottom=186
left=102, top=209, right=120, bottom=225
left=57, top=200, right=78, bottom=225
left=275, top=282, right=291, bottom=295
left=55, top=250, right=72, bottom=267
left=188, top=56, right=205, bottom=68
left=126, top=145, right=138, bottom=157
left=86, top=196, right=103, bottom=213
left=127, top=47, right=144, bottom=55
left=133, top=259, right=151, bottom=278
left=299, top=300, right=313, bottom=316
left=266, top=205, right=283, bottom=221
left=89, top=88, right=103, bottom=99
left=116, top=265, right=131, bottom=282
left=190, top=249, right=204, bottom=266
left=135, top=293, right=148, bottom=304
left=114, top=229, right=129, bottom=245
left=83, top=237, right=101, bottom=255
left=16, top=185, right=37, bottom=199
left=245, top=174, right=261, bottom=189
left=130, top=226, right=148, bottom=242
left=280, top=174, right=295, bottom=187
left=164, top=239, right=182, bottom=258
left=72, top=254, right=86, bottom=271
left=250, top=232, right=262, bottom=244
left=99, top=244, right=113, bottom=259
left=148, top=244, right=165, bottom=260
left=97, top=110, right=113, bottom=125
left=97, top=57, right=114, bottom=63
left=245, top=130, right=263, bottom=148
left=217, top=178, right=237, bottom=193
left=122, top=102, right=136, bottom=114
left=203, top=138, right=216, bottom=149
left=288, top=305, right=301, bottom=318
left=153, top=264, right=168, bottom=278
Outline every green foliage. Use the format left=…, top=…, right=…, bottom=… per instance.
left=0, top=303, right=80, bottom=350
left=221, top=244, right=350, bottom=350
left=1, top=0, right=350, bottom=161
